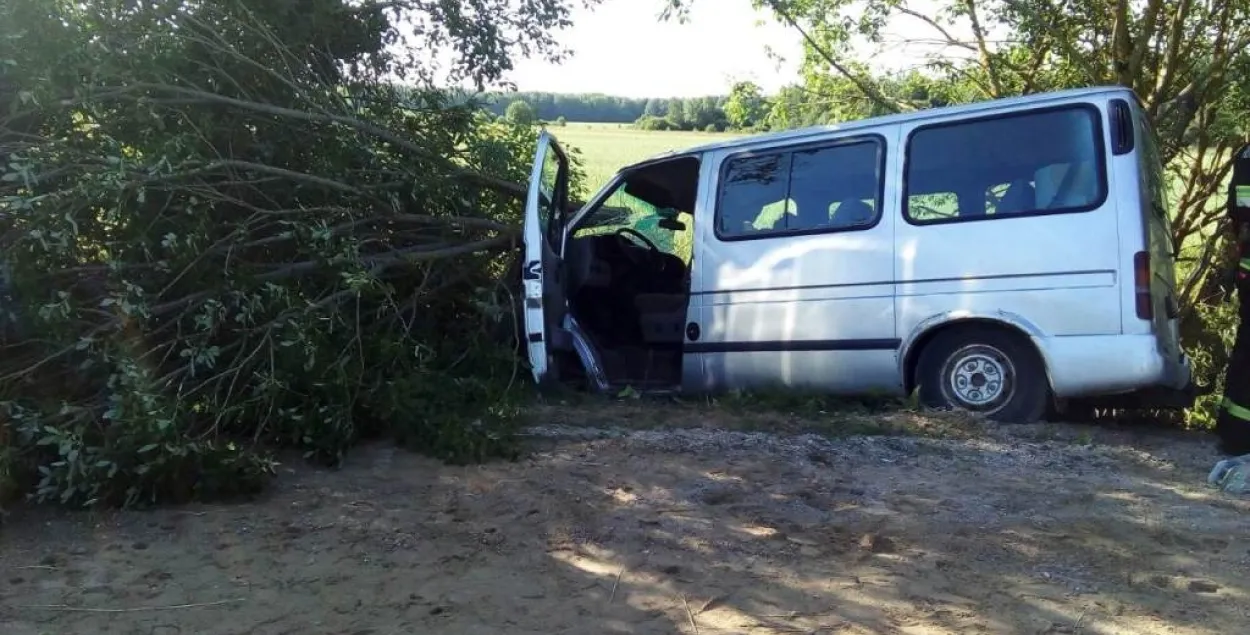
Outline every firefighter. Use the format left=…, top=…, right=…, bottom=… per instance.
left=1216, top=142, right=1250, bottom=456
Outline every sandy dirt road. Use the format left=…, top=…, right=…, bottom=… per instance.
left=2, top=406, right=1248, bottom=634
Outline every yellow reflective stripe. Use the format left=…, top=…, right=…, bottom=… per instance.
left=1240, top=258, right=1250, bottom=272
left=1222, top=397, right=1250, bottom=421
left=1238, top=185, right=1250, bottom=207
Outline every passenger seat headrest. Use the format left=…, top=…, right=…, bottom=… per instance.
left=996, top=179, right=1036, bottom=215
left=835, top=198, right=874, bottom=225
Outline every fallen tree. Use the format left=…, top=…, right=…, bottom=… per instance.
left=0, top=0, right=591, bottom=508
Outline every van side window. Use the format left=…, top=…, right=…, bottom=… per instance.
left=716, top=138, right=883, bottom=239
left=1135, top=106, right=1175, bottom=254
left=904, top=106, right=1106, bottom=224
left=1136, top=110, right=1170, bottom=220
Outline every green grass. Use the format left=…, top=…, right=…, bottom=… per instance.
left=551, top=121, right=743, bottom=192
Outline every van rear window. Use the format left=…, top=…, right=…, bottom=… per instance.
left=904, top=105, right=1107, bottom=224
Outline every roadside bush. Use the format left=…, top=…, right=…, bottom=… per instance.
left=1183, top=298, right=1240, bottom=428
left=635, top=115, right=676, bottom=131
left=0, top=0, right=586, bottom=508
left=0, top=421, right=15, bottom=511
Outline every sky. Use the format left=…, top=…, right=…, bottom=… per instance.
left=505, top=0, right=967, bottom=98
left=506, top=0, right=802, bottom=98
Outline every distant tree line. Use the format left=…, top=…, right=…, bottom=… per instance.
left=485, top=91, right=733, bottom=131
left=483, top=91, right=651, bottom=122
left=485, top=72, right=965, bottom=134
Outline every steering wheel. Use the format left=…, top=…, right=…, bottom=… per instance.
left=614, top=227, right=661, bottom=264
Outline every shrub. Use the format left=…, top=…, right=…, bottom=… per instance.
left=0, top=0, right=585, bottom=508
left=635, top=115, right=676, bottom=131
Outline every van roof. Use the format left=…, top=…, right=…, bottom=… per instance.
left=624, top=85, right=1133, bottom=170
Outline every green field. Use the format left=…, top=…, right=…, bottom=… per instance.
left=551, top=122, right=743, bottom=193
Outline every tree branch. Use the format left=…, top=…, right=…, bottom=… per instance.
left=87, top=84, right=530, bottom=200
left=1128, top=0, right=1165, bottom=93
left=1146, top=0, right=1192, bottom=113
left=960, top=0, right=1002, bottom=97
left=761, top=0, right=913, bottom=114
left=254, top=234, right=516, bottom=283
left=896, top=7, right=974, bottom=52
left=1110, top=0, right=1134, bottom=86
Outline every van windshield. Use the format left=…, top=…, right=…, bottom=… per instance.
left=571, top=158, right=700, bottom=263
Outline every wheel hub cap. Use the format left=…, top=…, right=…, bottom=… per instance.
left=950, top=353, right=1005, bottom=406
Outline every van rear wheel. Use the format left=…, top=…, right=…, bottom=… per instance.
left=915, top=328, right=1049, bottom=424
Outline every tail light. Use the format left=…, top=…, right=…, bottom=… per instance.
left=1134, top=251, right=1153, bottom=319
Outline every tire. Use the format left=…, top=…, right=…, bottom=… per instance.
left=914, top=327, right=1049, bottom=424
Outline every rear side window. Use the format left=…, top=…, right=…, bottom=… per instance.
left=716, top=137, right=884, bottom=239
left=1134, top=104, right=1175, bottom=254
left=904, top=106, right=1107, bottom=224
left=1135, top=108, right=1170, bottom=221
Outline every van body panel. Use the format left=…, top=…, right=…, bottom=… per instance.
left=1125, top=97, right=1186, bottom=372
left=687, top=126, right=902, bottom=393
left=893, top=99, right=1124, bottom=346
left=528, top=85, right=1195, bottom=407
left=694, top=350, right=900, bottom=393
left=1040, top=334, right=1188, bottom=396
left=898, top=284, right=1121, bottom=342
left=681, top=155, right=720, bottom=389
left=894, top=225, right=1123, bottom=338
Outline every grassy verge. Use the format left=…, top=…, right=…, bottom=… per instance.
left=524, top=387, right=993, bottom=441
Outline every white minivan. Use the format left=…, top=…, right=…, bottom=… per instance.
left=519, top=85, right=1196, bottom=423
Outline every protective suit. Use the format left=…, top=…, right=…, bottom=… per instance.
left=1216, top=142, right=1250, bottom=456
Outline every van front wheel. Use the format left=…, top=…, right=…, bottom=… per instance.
left=915, top=328, right=1049, bottom=423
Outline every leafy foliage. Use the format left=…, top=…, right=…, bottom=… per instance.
left=0, top=0, right=593, bottom=508
left=723, top=82, right=769, bottom=131
left=505, top=99, right=538, bottom=125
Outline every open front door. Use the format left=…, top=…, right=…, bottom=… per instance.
left=521, top=131, right=570, bottom=383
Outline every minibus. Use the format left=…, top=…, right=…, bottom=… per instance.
left=519, top=86, right=1194, bottom=423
